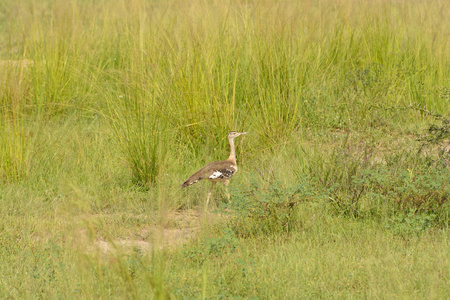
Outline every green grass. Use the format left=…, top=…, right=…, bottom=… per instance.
left=0, top=0, right=449, bottom=298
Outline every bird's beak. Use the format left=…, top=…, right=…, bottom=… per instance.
left=240, top=132, right=247, bottom=135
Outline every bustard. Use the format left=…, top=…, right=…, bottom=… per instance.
left=180, top=131, right=247, bottom=210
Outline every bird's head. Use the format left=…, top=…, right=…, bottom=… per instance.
left=228, top=131, right=247, bottom=139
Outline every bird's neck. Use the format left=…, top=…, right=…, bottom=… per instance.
left=227, top=137, right=237, bottom=165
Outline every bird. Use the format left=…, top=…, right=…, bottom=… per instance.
left=180, top=131, right=247, bottom=210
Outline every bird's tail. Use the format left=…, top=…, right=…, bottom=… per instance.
left=180, top=181, right=190, bottom=188
left=180, top=175, right=201, bottom=188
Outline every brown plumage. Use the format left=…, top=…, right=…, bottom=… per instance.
left=181, top=131, right=247, bottom=209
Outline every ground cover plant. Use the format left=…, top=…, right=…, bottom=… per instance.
left=0, top=0, right=449, bottom=298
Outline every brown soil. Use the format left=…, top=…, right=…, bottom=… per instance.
left=84, top=209, right=203, bottom=255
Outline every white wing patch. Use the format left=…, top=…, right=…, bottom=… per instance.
left=209, top=171, right=223, bottom=179
left=208, top=167, right=236, bottom=180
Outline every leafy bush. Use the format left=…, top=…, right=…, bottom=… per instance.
left=326, top=163, right=449, bottom=228
left=322, top=117, right=449, bottom=226
left=386, top=209, right=437, bottom=237
left=224, top=177, right=317, bottom=237
left=183, top=228, right=239, bottom=264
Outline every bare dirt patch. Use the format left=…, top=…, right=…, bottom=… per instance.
left=83, top=209, right=203, bottom=255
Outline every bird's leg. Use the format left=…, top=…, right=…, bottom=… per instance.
left=224, top=180, right=230, bottom=202
left=206, top=181, right=216, bottom=211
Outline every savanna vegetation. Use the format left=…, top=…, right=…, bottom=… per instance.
left=0, top=0, right=449, bottom=298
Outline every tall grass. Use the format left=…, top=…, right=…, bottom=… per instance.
left=0, top=61, right=32, bottom=182
left=106, top=86, right=169, bottom=186
left=0, top=0, right=449, bottom=298
left=7, top=0, right=448, bottom=155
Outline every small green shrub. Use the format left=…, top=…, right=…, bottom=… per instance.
left=183, top=228, right=239, bottom=264
left=224, top=177, right=317, bottom=237
left=386, top=209, right=436, bottom=237
left=327, top=164, right=449, bottom=227
left=322, top=118, right=449, bottom=224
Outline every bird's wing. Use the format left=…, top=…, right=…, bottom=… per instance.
left=180, top=160, right=237, bottom=188
left=206, top=161, right=237, bottom=179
